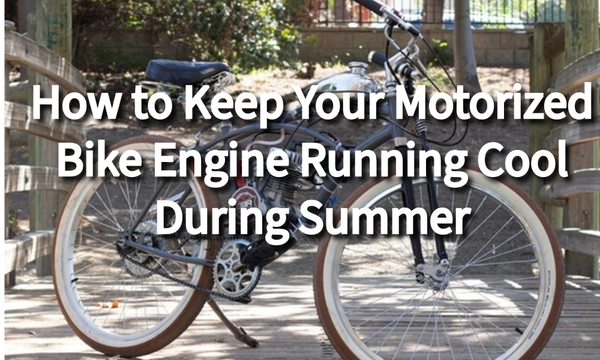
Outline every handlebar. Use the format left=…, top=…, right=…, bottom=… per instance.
left=353, top=0, right=421, bottom=38
left=367, top=51, right=387, bottom=67
left=353, top=0, right=384, bottom=16
left=355, top=0, right=427, bottom=82
left=368, top=51, right=423, bottom=80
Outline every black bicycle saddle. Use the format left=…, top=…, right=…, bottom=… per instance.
left=145, top=59, right=230, bottom=86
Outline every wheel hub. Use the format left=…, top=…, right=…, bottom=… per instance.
left=122, top=221, right=164, bottom=278
left=416, top=259, right=450, bottom=291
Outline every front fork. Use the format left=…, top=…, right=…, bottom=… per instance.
left=386, top=91, right=448, bottom=283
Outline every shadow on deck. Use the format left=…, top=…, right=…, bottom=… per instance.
left=5, top=275, right=600, bottom=359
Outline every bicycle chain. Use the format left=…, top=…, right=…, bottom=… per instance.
left=116, top=235, right=249, bottom=302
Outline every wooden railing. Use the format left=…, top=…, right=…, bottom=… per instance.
left=530, top=17, right=600, bottom=277
left=4, top=22, right=85, bottom=285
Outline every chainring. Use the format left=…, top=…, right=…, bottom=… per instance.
left=116, top=233, right=257, bottom=302
left=213, top=239, right=261, bottom=299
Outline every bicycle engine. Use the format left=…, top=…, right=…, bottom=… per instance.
left=218, top=148, right=308, bottom=276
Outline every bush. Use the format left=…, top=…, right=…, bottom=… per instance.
left=75, top=0, right=306, bottom=72
left=429, top=39, right=453, bottom=67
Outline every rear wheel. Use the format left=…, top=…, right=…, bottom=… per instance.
left=53, top=136, right=220, bottom=356
left=315, top=169, right=564, bottom=360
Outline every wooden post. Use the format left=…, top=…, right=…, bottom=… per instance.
left=28, top=0, right=72, bottom=277
left=529, top=23, right=564, bottom=229
left=5, top=21, right=16, bottom=287
left=17, top=0, right=36, bottom=81
left=563, top=0, right=600, bottom=278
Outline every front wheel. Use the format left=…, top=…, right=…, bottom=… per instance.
left=53, top=136, right=220, bottom=356
left=314, top=169, right=564, bottom=360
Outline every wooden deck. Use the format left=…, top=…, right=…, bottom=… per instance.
left=5, top=275, right=600, bottom=360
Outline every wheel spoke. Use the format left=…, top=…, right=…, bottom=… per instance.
left=53, top=139, right=217, bottom=355
left=317, top=175, right=562, bottom=360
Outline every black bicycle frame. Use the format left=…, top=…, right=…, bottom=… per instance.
left=384, top=88, right=448, bottom=281
left=123, top=102, right=449, bottom=272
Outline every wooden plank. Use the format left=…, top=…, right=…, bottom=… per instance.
left=562, top=0, right=600, bottom=278
left=4, top=230, right=54, bottom=274
left=529, top=23, right=556, bottom=206
left=529, top=23, right=564, bottom=240
left=539, top=169, right=600, bottom=205
left=543, top=117, right=600, bottom=149
left=7, top=80, right=29, bottom=103
left=5, top=26, right=14, bottom=286
left=5, top=165, right=73, bottom=193
left=6, top=274, right=600, bottom=359
left=4, top=101, right=85, bottom=144
left=4, top=30, right=84, bottom=94
left=29, top=0, right=73, bottom=279
left=8, top=131, right=28, bottom=147
left=557, top=228, right=600, bottom=256
left=550, top=49, right=600, bottom=95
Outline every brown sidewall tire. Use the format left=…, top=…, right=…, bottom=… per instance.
left=53, top=135, right=221, bottom=357
left=314, top=168, right=564, bottom=360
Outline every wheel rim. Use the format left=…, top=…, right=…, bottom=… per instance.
left=54, top=142, right=210, bottom=348
left=319, top=172, right=559, bottom=360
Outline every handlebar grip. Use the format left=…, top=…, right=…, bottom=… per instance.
left=368, top=51, right=387, bottom=67
left=368, top=51, right=424, bottom=79
left=406, top=25, right=421, bottom=38
left=355, top=0, right=421, bottom=38
left=353, top=0, right=384, bottom=17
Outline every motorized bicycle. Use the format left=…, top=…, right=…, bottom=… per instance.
left=52, top=0, right=564, bottom=358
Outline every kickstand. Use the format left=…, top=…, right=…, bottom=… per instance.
left=207, top=296, right=260, bottom=348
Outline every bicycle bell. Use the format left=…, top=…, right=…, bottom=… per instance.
left=311, top=61, right=382, bottom=98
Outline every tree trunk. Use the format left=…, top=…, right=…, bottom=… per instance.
left=453, top=0, right=481, bottom=94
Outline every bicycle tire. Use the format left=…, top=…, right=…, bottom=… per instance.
left=314, top=168, right=564, bottom=360
left=53, top=136, right=220, bottom=356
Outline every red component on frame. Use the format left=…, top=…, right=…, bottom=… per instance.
left=235, top=160, right=245, bottom=188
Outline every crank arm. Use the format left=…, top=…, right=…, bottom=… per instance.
left=119, top=238, right=215, bottom=267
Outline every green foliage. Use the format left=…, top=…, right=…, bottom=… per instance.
left=92, top=45, right=150, bottom=72
left=429, top=39, right=453, bottom=67
left=87, top=0, right=304, bottom=71
left=7, top=209, right=23, bottom=239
